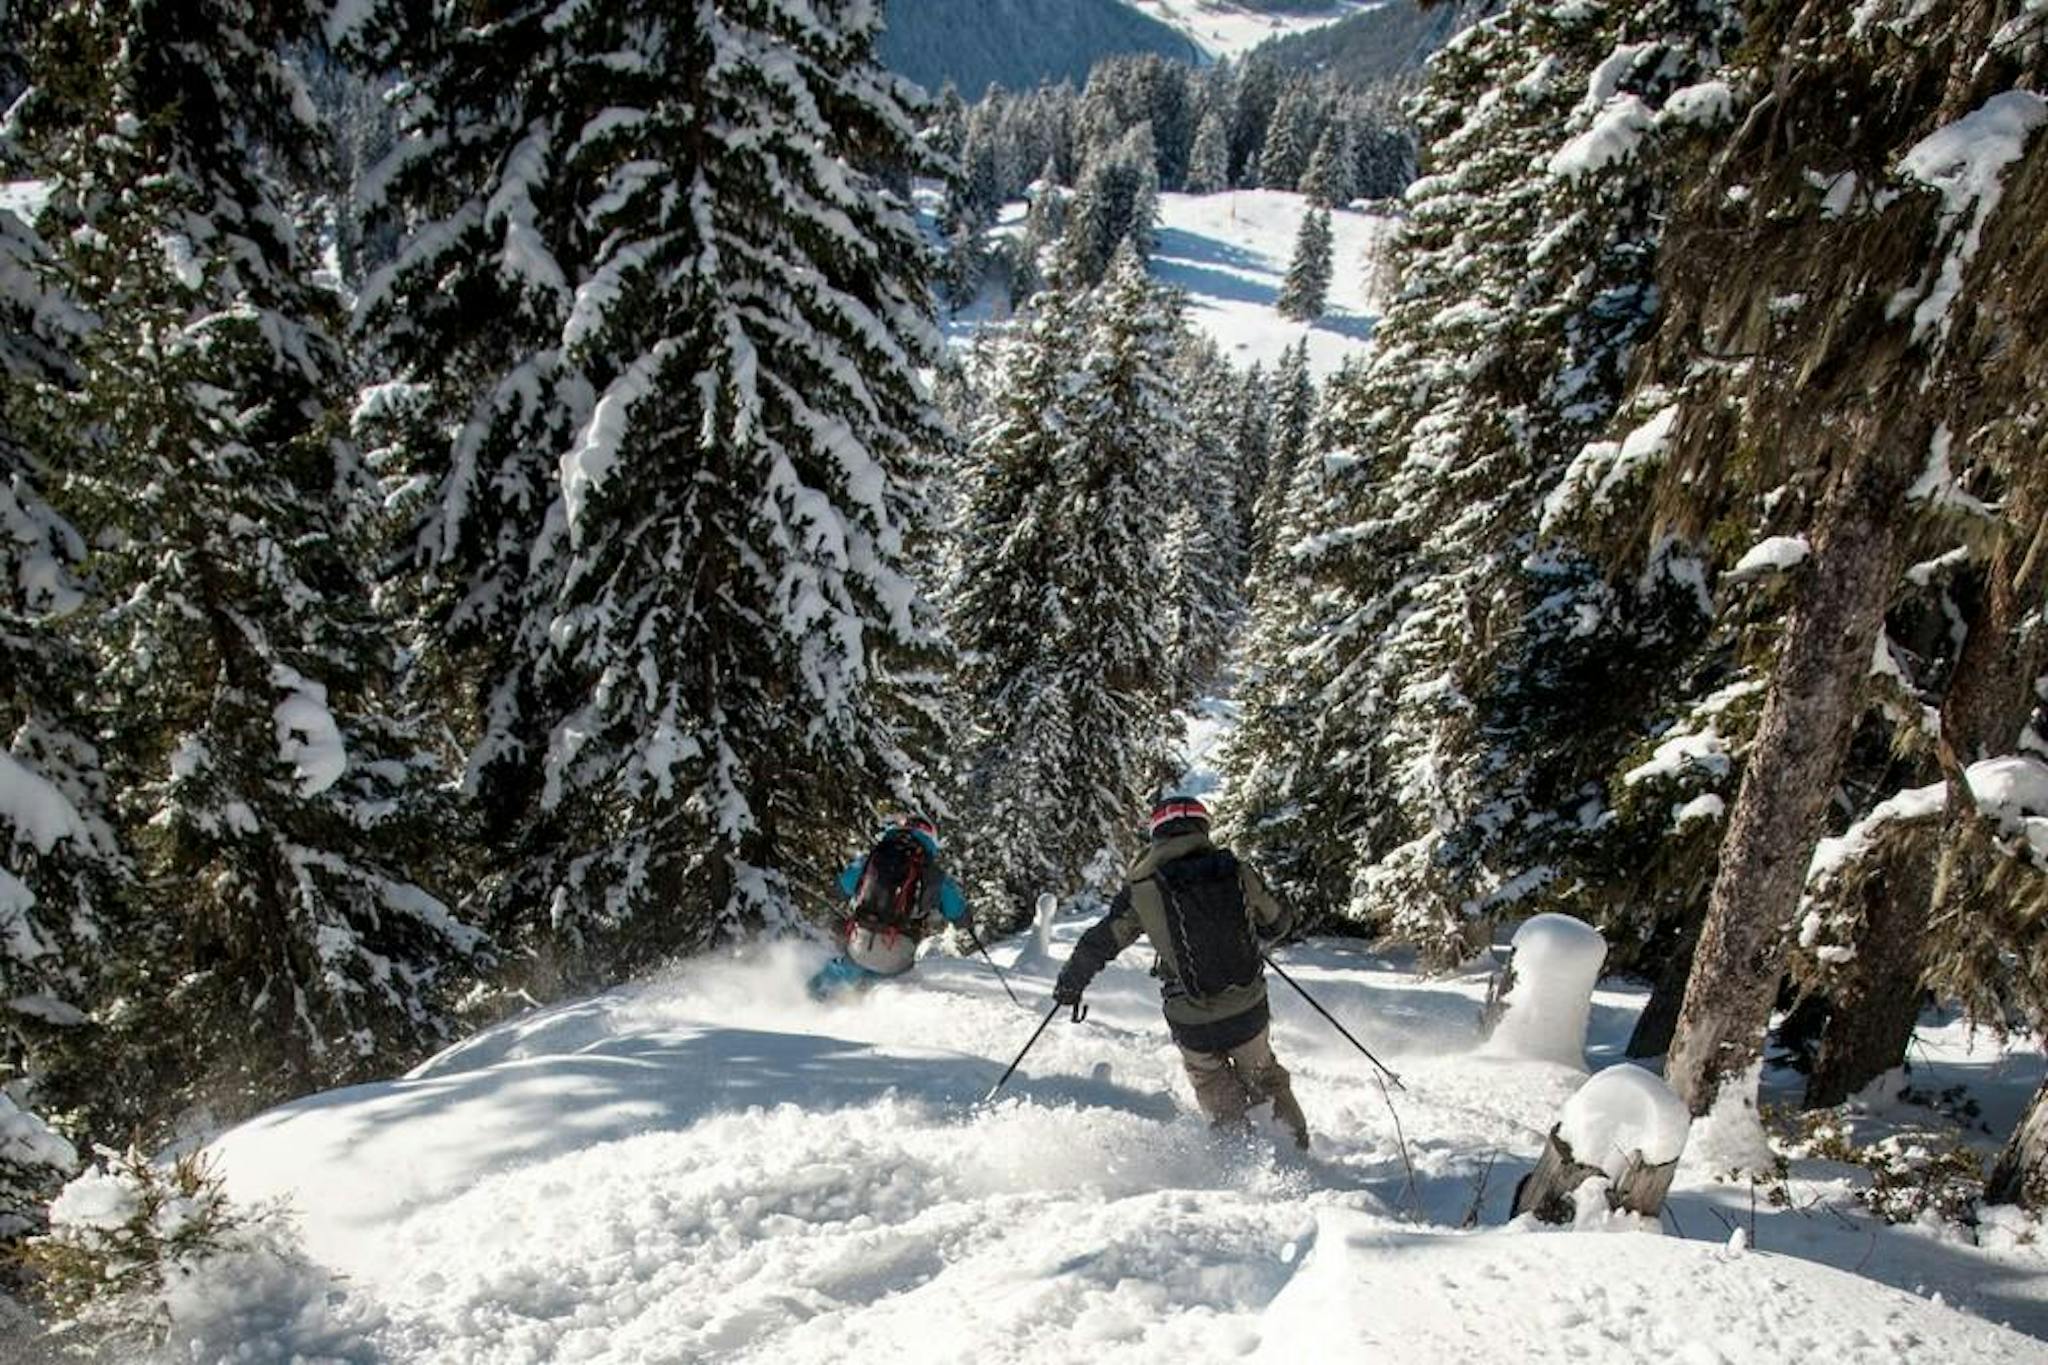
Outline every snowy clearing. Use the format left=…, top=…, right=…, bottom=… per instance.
left=1154, top=190, right=1395, bottom=377
left=951, top=190, right=1397, bottom=379
left=199, top=924, right=2048, bottom=1362
left=1129, top=0, right=1392, bottom=61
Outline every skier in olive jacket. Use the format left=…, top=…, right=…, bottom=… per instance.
left=1054, top=794, right=1310, bottom=1148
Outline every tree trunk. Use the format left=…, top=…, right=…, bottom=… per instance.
left=1626, top=906, right=1703, bottom=1059
left=1666, top=444, right=1912, bottom=1116
left=1988, top=1075, right=2048, bottom=1209
left=1803, top=838, right=1932, bottom=1107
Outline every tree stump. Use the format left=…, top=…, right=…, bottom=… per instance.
left=1512, top=1125, right=1681, bottom=1225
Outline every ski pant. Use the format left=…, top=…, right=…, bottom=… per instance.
left=1178, top=1025, right=1310, bottom=1149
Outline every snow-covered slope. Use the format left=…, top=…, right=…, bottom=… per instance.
left=1131, top=0, right=1396, bottom=61
left=1163, top=190, right=1395, bottom=377
left=199, top=916, right=2048, bottom=1362
left=962, top=189, right=1397, bottom=379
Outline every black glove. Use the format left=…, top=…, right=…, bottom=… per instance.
left=1053, top=965, right=1087, bottom=1007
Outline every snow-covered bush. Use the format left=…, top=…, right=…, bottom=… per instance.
left=1786, top=1111, right=1984, bottom=1227
left=21, top=1143, right=381, bottom=1360
left=22, top=1146, right=265, bottom=1333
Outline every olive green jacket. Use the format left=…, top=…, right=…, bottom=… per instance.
left=1066, top=831, right=1292, bottom=1031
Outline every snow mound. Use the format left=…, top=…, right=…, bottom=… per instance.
left=1487, top=914, right=1607, bottom=1069
left=1257, top=1208, right=2041, bottom=1364
left=1557, top=1064, right=1690, bottom=1180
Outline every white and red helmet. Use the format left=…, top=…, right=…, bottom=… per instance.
left=1148, top=795, right=1210, bottom=838
left=900, top=813, right=939, bottom=845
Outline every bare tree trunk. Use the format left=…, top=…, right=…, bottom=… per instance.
left=1626, top=906, right=1703, bottom=1059
left=1666, top=444, right=1912, bottom=1115
left=1988, top=1075, right=2048, bottom=1209
left=1803, top=839, right=1932, bottom=1107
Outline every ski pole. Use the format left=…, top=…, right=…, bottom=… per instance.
left=980, top=998, right=1087, bottom=1105
left=1262, top=952, right=1405, bottom=1091
left=964, top=920, right=1023, bottom=1008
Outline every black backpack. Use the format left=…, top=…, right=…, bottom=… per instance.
left=1152, top=850, right=1259, bottom=998
left=850, top=829, right=933, bottom=933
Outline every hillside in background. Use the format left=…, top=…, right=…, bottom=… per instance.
left=1247, top=0, right=1475, bottom=85
left=877, top=0, right=1444, bottom=96
left=878, top=0, right=1199, bottom=95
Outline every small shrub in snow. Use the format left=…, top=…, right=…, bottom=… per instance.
left=1784, top=1111, right=1985, bottom=1227
left=21, top=1146, right=270, bottom=1339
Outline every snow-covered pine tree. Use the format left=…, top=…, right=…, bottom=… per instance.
left=1227, top=0, right=1741, bottom=963
left=1217, top=343, right=1331, bottom=905
left=1007, top=163, right=1067, bottom=309
left=1057, top=121, right=1160, bottom=287
left=14, top=0, right=484, bottom=1116
left=507, top=0, right=949, bottom=972
left=949, top=286, right=1085, bottom=924
left=1047, top=242, right=1181, bottom=873
left=1655, top=0, right=2048, bottom=1123
left=1300, top=121, right=1357, bottom=208
left=1276, top=207, right=1333, bottom=320
left=1229, top=361, right=1273, bottom=546
left=1230, top=57, right=1283, bottom=186
left=953, top=249, right=1183, bottom=916
left=1160, top=336, right=1245, bottom=707
left=1259, top=81, right=1321, bottom=192
left=1185, top=107, right=1232, bottom=195
left=0, top=15, right=106, bottom=1240
left=339, top=1, right=597, bottom=920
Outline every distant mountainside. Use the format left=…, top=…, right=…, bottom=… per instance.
left=877, top=0, right=1199, bottom=96
left=1247, top=1, right=1474, bottom=86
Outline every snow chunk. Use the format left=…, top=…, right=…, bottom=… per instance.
left=1550, top=95, right=1654, bottom=179
left=1660, top=81, right=1736, bottom=128
left=1906, top=424, right=1993, bottom=518
left=1558, top=1064, right=1691, bottom=1180
left=1725, top=534, right=1810, bottom=581
left=1674, top=793, right=1726, bottom=826
left=272, top=667, right=348, bottom=797
left=560, top=340, right=675, bottom=530
left=1808, top=782, right=1945, bottom=885
left=1623, top=727, right=1730, bottom=787
left=48, top=1163, right=139, bottom=1231
left=1487, top=914, right=1607, bottom=1069
left=0, top=750, right=91, bottom=853
left=1966, top=755, right=2048, bottom=860
left=1897, top=90, right=2048, bottom=343
left=1541, top=405, right=1680, bottom=529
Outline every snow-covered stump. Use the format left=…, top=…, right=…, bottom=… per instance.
left=1484, top=914, right=1608, bottom=1068
left=1513, top=1064, right=1691, bottom=1226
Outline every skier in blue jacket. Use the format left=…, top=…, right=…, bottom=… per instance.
left=807, top=814, right=971, bottom=1000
